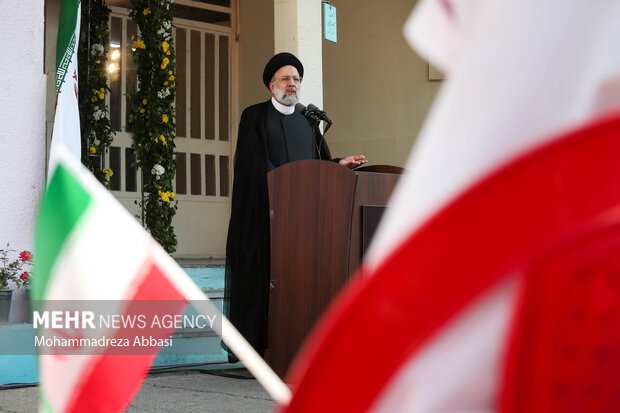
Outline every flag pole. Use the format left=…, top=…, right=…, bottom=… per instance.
left=153, top=247, right=292, bottom=406
left=192, top=299, right=293, bottom=405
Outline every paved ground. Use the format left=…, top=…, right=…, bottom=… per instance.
left=0, top=369, right=276, bottom=413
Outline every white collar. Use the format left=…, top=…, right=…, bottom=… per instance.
left=271, top=97, right=295, bottom=115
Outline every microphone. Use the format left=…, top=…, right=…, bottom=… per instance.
left=295, top=103, right=327, bottom=160
left=307, top=103, right=333, bottom=135
left=295, top=103, right=321, bottom=122
left=307, top=104, right=331, bottom=123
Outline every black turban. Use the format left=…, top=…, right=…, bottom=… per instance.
left=262, top=52, right=304, bottom=89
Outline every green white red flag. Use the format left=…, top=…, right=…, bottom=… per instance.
left=34, top=148, right=203, bottom=411
left=50, top=0, right=82, bottom=168
left=34, top=147, right=290, bottom=412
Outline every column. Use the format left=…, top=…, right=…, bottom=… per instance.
left=274, top=0, right=324, bottom=109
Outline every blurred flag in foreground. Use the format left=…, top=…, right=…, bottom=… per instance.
left=34, top=147, right=289, bottom=412
left=279, top=1, right=620, bottom=412
left=50, top=0, right=82, bottom=169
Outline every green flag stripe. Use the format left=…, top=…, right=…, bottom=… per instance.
left=34, top=164, right=92, bottom=301
left=55, top=0, right=80, bottom=92
left=40, top=389, right=55, bottom=413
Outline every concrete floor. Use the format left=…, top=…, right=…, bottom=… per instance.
left=0, top=369, right=276, bottom=413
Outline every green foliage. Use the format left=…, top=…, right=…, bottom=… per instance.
left=129, top=0, right=178, bottom=253
left=78, top=0, right=113, bottom=187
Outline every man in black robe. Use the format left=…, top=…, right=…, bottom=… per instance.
left=224, top=52, right=367, bottom=361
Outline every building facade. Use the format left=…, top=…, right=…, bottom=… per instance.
left=1, top=0, right=439, bottom=261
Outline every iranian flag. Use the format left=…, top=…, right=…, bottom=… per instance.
left=279, top=1, right=620, bottom=412
left=34, top=147, right=290, bottom=412
left=50, top=0, right=81, bottom=168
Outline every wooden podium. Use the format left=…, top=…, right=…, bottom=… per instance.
left=265, top=160, right=402, bottom=377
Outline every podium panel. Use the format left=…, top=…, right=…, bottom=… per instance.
left=266, top=160, right=357, bottom=376
left=266, top=160, right=401, bottom=377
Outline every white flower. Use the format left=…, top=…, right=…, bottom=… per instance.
left=157, top=88, right=171, bottom=99
left=157, top=24, right=172, bottom=41
left=93, top=109, right=104, bottom=121
left=90, top=43, right=104, bottom=56
left=151, top=164, right=165, bottom=177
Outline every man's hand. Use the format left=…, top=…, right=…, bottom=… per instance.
left=338, top=155, right=368, bottom=169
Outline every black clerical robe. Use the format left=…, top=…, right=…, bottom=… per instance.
left=224, top=100, right=332, bottom=358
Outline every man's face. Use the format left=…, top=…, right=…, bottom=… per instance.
left=269, top=65, right=302, bottom=106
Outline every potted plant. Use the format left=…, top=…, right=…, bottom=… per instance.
left=0, top=244, right=33, bottom=324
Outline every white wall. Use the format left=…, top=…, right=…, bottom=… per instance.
left=274, top=0, right=324, bottom=109
left=0, top=0, right=47, bottom=295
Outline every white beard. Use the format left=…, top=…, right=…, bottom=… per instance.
left=274, top=86, right=300, bottom=106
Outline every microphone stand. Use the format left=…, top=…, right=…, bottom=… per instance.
left=323, top=118, right=333, bottom=134
left=312, top=118, right=323, bottom=160
left=316, top=116, right=332, bottom=160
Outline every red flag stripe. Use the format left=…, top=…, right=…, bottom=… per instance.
left=280, top=110, right=620, bottom=412
left=65, top=258, right=187, bottom=413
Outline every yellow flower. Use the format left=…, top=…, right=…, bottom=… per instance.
left=132, top=40, right=145, bottom=49
left=98, top=92, right=105, bottom=100
left=108, top=169, right=114, bottom=177
left=161, top=41, right=169, bottom=52
left=102, top=168, right=114, bottom=179
left=155, top=134, right=167, bottom=145
left=142, top=99, right=148, bottom=105
left=166, top=50, right=171, bottom=56
left=160, top=57, right=170, bottom=69
left=143, top=7, right=151, bottom=15
left=89, top=146, right=96, bottom=154
left=168, top=70, right=173, bottom=75
left=91, top=97, right=97, bottom=103
left=158, top=190, right=174, bottom=203
left=162, top=114, right=169, bottom=123
left=163, top=81, right=169, bottom=86
left=139, top=108, right=145, bottom=113
left=168, top=75, right=175, bottom=81
left=99, top=88, right=105, bottom=93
